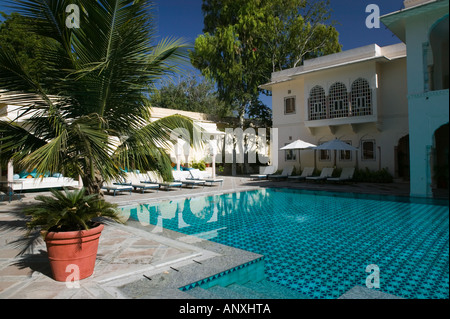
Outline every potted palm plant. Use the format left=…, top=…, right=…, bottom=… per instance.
left=22, top=188, right=123, bottom=282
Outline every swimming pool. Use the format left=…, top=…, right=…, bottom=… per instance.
left=120, top=188, right=449, bottom=299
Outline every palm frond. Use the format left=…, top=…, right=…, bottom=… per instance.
left=0, top=119, right=47, bottom=167
left=0, top=0, right=192, bottom=193
left=9, top=187, right=122, bottom=255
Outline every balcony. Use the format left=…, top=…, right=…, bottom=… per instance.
left=305, top=82, right=377, bottom=131
left=305, top=110, right=377, bottom=132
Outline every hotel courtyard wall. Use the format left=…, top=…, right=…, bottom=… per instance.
left=267, top=44, right=408, bottom=178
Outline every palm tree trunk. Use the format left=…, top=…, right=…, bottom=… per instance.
left=82, top=173, right=104, bottom=195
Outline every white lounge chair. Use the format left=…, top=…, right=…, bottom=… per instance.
left=306, top=167, right=334, bottom=181
left=139, top=172, right=183, bottom=191
left=102, top=184, right=133, bottom=196
left=173, top=170, right=206, bottom=188
left=327, top=167, right=355, bottom=182
left=124, top=173, right=160, bottom=193
left=188, top=169, right=224, bottom=186
left=250, top=166, right=276, bottom=180
left=158, top=181, right=183, bottom=190
left=268, top=166, right=294, bottom=180
left=288, top=167, right=315, bottom=181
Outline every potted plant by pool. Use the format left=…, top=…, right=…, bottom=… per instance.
left=22, top=188, right=123, bottom=282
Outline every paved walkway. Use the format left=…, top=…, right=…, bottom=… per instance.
left=0, top=176, right=445, bottom=299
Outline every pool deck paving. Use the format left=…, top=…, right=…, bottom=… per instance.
left=0, top=176, right=446, bottom=299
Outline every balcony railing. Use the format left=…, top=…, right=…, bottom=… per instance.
left=308, top=103, right=373, bottom=121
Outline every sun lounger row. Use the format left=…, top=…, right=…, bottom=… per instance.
left=250, top=166, right=355, bottom=182
left=303, top=167, right=355, bottom=182
left=102, top=169, right=224, bottom=196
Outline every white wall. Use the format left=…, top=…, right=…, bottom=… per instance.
left=403, top=9, right=449, bottom=197
left=271, top=54, right=409, bottom=176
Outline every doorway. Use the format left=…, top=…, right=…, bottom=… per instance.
left=396, top=135, right=410, bottom=181
left=433, top=123, right=449, bottom=189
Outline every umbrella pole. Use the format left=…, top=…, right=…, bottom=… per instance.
left=314, top=150, right=317, bottom=170
left=298, top=149, right=301, bottom=171
left=334, top=150, right=337, bottom=167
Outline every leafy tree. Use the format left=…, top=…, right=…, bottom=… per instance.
left=0, top=0, right=195, bottom=194
left=190, top=0, right=341, bottom=126
left=190, top=0, right=265, bottom=127
left=0, top=11, right=45, bottom=81
left=149, top=75, right=230, bottom=118
left=259, top=0, right=341, bottom=72
left=246, top=97, right=272, bottom=128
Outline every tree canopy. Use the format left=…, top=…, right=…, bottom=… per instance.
left=0, top=11, right=46, bottom=81
left=149, top=75, right=230, bottom=118
left=190, top=0, right=341, bottom=126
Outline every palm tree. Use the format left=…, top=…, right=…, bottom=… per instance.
left=0, top=0, right=196, bottom=194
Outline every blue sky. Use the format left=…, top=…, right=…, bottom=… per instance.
left=151, top=0, right=406, bottom=107
left=0, top=0, right=406, bottom=49
left=1, top=0, right=406, bottom=108
left=152, top=0, right=405, bottom=50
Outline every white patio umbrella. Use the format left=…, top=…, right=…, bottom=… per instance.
left=313, top=138, right=358, bottom=151
left=280, top=139, right=317, bottom=150
left=280, top=139, right=316, bottom=169
left=313, top=138, right=358, bottom=166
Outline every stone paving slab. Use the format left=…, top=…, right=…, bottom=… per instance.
left=0, top=176, right=430, bottom=299
left=338, top=285, right=404, bottom=299
left=0, top=212, right=220, bottom=299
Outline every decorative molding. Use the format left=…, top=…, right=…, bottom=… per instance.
left=327, top=125, right=338, bottom=135
left=404, top=0, right=436, bottom=9
left=407, top=89, right=449, bottom=100
left=306, top=126, right=316, bottom=136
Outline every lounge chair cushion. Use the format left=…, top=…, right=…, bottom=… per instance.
left=306, top=168, right=334, bottom=180
left=288, top=167, right=314, bottom=180
left=269, top=166, right=294, bottom=179
left=327, top=167, right=355, bottom=181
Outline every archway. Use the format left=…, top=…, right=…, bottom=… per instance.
left=396, top=135, right=410, bottom=181
left=429, top=15, right=449, bottom=91
left=433, top=123, right=449, bottom=190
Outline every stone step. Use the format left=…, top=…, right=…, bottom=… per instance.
left=185, top=279, right=308, bottom=299
left=185, top=286, right=225, bottom=299
left=207, top=285, right=250, bottom=299
left=242, top=280, right=308, bottom=299
left=225, top=283, right=272, bottom=299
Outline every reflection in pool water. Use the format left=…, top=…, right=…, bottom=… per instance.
left=120, top=188, right=449, bottom=299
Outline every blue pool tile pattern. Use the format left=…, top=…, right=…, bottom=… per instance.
left=121, top=189, right=449, bottom=299
left=179, top=257, right=265, bottom=291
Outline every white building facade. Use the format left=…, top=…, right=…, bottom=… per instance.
left=261, top=43, right=409, bottom=179
left=381, top=0, right=449, bottom=197
left=0, top=100, right=222, bottom=190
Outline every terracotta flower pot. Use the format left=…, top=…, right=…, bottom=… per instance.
left=44, top=223, right=104, bottom=282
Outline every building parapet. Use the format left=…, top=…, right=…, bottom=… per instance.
left=266, top=43, right=406, bottom=85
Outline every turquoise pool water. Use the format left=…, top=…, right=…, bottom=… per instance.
left=120, top=188, right=449, bottom=299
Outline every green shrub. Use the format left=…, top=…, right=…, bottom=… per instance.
left=353, top=167, right=393, bottom=183
left=332, top=168, right=342, bottom=178
left=191, top=161, right=206, bottom=171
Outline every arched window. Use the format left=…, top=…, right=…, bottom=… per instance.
left=351, top=78, right=372, bottom=116
left=329, top=82, right=348, bottom=118
left=308, top=86, right=326, bottom=120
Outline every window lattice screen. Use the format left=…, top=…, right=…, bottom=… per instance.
left=351, top=78, right=372, bottom=116
left=329, top=82, right=348, bottom=118
left=308, top=86, right=327, bottom=120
